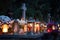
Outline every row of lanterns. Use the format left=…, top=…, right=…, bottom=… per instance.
left=0, top=19, right=47, bottom=35
left=17, top=19, right=41, bottom=35
left=47, top=24, right=60, bottom=33
left=16, top=19, right=48, bottom=35
left=0, top=19, right=60, bottom=35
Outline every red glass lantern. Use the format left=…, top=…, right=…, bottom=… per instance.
left=27, top=23, right=33, bottom=32
left=58, top=24, right=60, bottom=27
left=47, top=28, right=52, bottom=33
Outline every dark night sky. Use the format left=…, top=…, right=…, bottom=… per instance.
left=0, top=0, right=60, bottom=22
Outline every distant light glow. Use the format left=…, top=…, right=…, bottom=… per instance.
left=47, top=28, right=52, bottom=33
left=59, top=27, right=60, bottom=30
left=47, top=29, right=51, bottom=33
left=58, top=24, right=60, bottom=27
left=52, top=25, right=56, bottom=30
left=2, top=24, right=9, bottom=33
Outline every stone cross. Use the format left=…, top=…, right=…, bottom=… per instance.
left=21, top=3, right=27, bottom=21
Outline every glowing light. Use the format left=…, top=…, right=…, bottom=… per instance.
left=47, top=29, right=51, bottom=33
left=52, top=25, right=56, bottom=30
left=34, top=24, right=37, bottom=32
left=2, top=24, right=9, bottom=33
left=30, top=23, right=33, bottom=27
left=59, top=27, right=60, bottom=30
left=27, top=23, right=33, bottom=32
left=47, top=28, right=52, bottom=33
left=34, top=24, right=40, bottom=33
left=24, top=24, right=27, bottom=32
left=58, top=24, right=60, bottom=27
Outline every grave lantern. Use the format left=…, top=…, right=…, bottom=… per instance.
left=2, top=24, right=9, bottom=33
left=27, top=22, right=34, bottom=33
left=34, top=22, right=40, bottom=34
left=27, top=18, right=35, bottom=35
